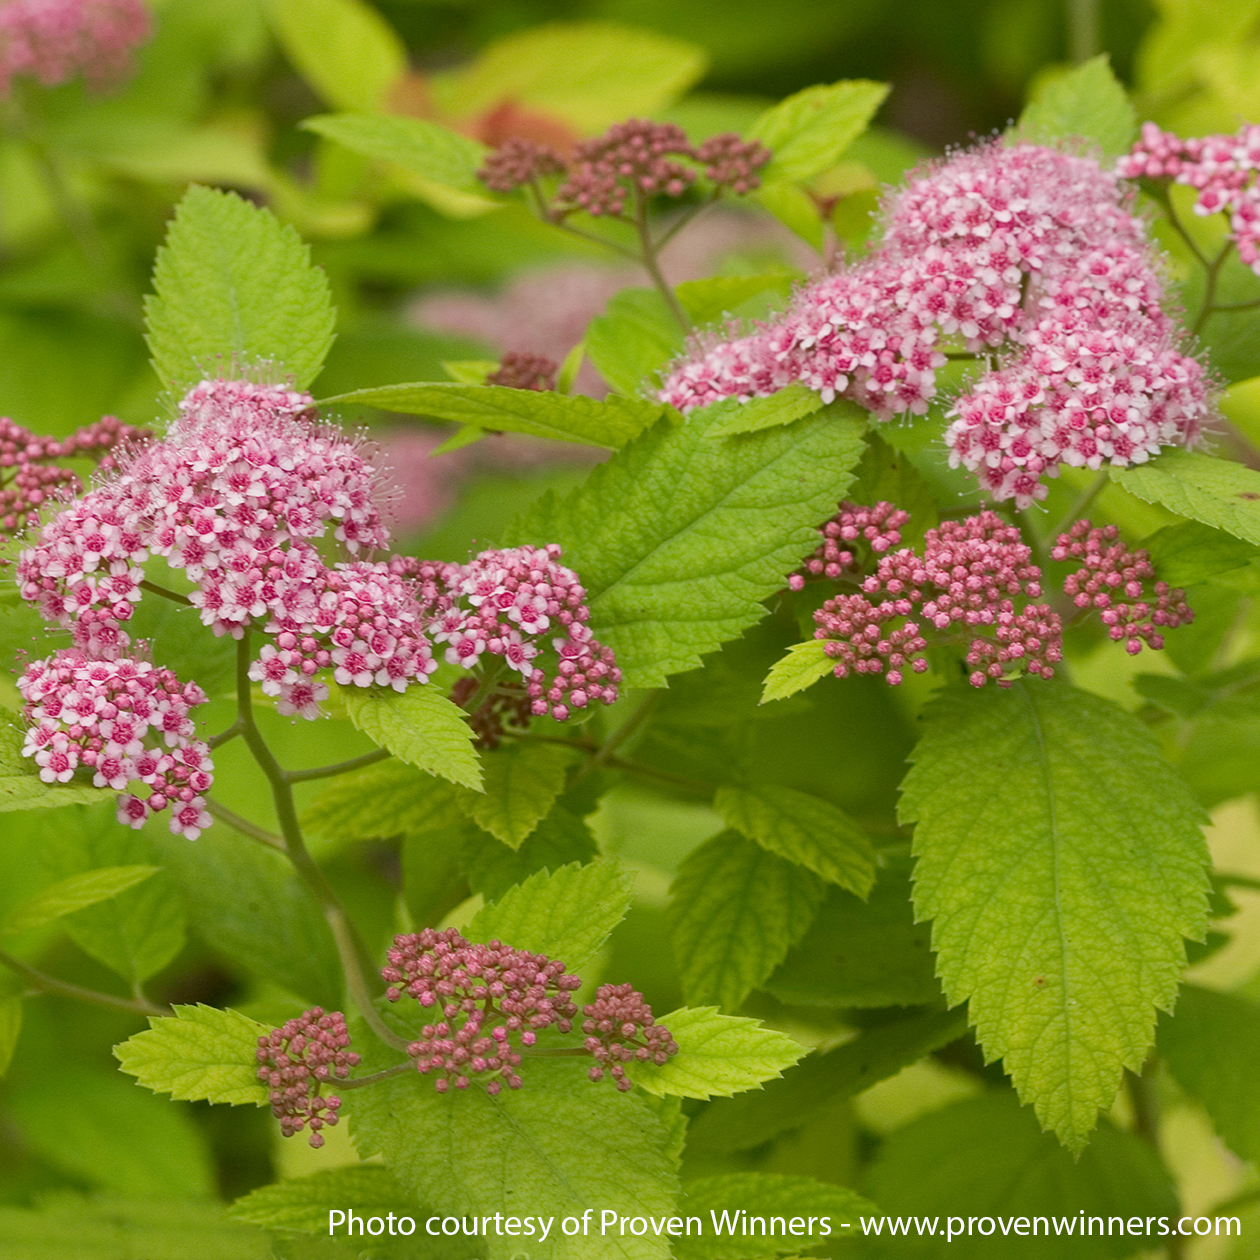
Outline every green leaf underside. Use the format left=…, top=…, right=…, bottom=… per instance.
left=861, top=1093, right=1177, bottom=1260
left=669, top=831, right=825, bottom=1011
left=585, top=288, right=684, bottom=396
left=301, top=759, right=463, bottom=841
left=0, top=996, right=21, bottom=1078
left=1158, top=983, right=1260, bottom=1163
left=899, top=681, right=1209, bottom=1150
left=507, top=405, right=866, bottom=688
left=346, top=1051, right=678, bottom=1260
left=1013, top=54, right=1138, bottom=158
left=705, top=385, right=835, bottom=437
left=144, top=186, right=335, bottom=393
left=462, top=805, right=599, bottom=903
left=625, top=1006, right=806, bottom=1099
left=676, top=272, right=796, bottom=327
left=1112, top=449, right=1260, bottom=545
left=688, top=1006, right=969, bottom=1153
left=302, top=113, right=488, bottom=192
left=748, top=80, right=891, bottom=185
left=761, top=639, right=835, bottom=703
left=1141, top=520, right=1260, bottom=587
left=4, top=865, right=157, bottom=934
left=456, top=741, right=572, bottom=849
left=674, top=1174, right=874, bottom=1260
left=466, top=859, right=634, bottom=972
left=230, top=1165, right=410, bottom=1234
left=114, top=1004, right=270, bottom=1106
left=319, top=381, right=662, bottom=449
left=339, top=685, right=481, bottom=790
left=0, top=716, right=104, bottom=813
left=715, top=783, right=877, bottom=894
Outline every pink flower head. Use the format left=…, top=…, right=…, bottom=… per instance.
left=256, top=1008, right=359, bottom=1147
left=557, top=120, right=699, bottom=217
left=581, top=983, right=677, bottom=1091
left=661, top=142, right=1210, bottom=507
left=0, top=0, right=150, bottom=95
left=478, top=138, right=566, bottom=193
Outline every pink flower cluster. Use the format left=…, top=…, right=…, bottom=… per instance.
left=661, top=143, right=1210, bottom=506
left=477, top=138, right=567, bottom=194
left=17, top=648, right=214, bottom=837
left=1, top=413, right=146, bottom=551
left=1118, top=123, right=1260, bottom=273
left=0, top=0, right=150, bottom=95
left=1052, top=519, right=1193, bottom=653
left=256, top=1008, right=359, bottom=1148
left=809, top=509, right=1061, bottom=688
left=788, top=500, right=909, bottom=589
left=382, top=928, right=582, bottom=1095
left=581, top=983, right=678, bottom=1092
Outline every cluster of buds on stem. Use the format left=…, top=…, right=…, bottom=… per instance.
left=256, top=1008, right=359, bottom=1148
left=582, top=983, right=678, bottom=1091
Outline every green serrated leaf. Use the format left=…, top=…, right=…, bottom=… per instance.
left=687, top=1007, right=969, bottom=1153
left=230, top=1165, right=410, bottom=1234
left=3, top=865, right=158, bottom=935
left=748, top=80, right=890, bottom=185
left=456, top=741, right=572, bottom=849
left=626, top=1006, right=806, bottom=1099
left=466, top=859, right=633, bottom=971
left=301, top=759, right=462, bottom=842
left=1141, top=520, right=1260, bottom=587
left=675, top=272, right=797, bottom=327
left=463, top=803, right=598, bottom=901
left=1112, top=450, right=1260, bottom=544
left=670, top=832, right=825, bottom=1011
left=403, top=826, right=470, bottom=928
left=706, top=385, right=832, bottom=437
left=715, top=783, right=876, bottom=894
left=760, top=639, right=836, bottom=703
left=1014, top=54, right=1138, bottom=158
left=144, top=186, right=336, bottom=393
left=115, top=1003, right=270, bottom=1106
left=302, top=114, right=488, bottom=194
left=676, top=1173, right=874, bottom=1260
left=586, top=288, right=685, bottom=396
left=0, top=714, right=106, bottom=813
left=507, top=402, right=866, bottom=689
left=1158, top=983, right=1260, bottom=1163
left=900, top=681, right=1210, bottom=1150
left=269, top=0, right=406, bottom=112
left=339, top=685, right=481, bottom=790
left=0, top=995, right=21, bottom=1077
left=318, top=381, right=661, bottom=448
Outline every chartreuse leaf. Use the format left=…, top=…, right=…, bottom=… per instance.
left=339, top=684, right=481, bottom=790
left=269, top=0, right=406, bottom=112
left=861, top=1093, right=1177, bottom=1260
left=626, top=1006, right=806, bottom=1099
left=456, top=741, right=572, bottom=849
left=508, top=401, right=866, bottom=688
left=230, top=1165, right=410, bottom=1234
left=115, top=1004, right=270, bottom=1106
left=0, top=1199, right=271, bottom=1260
left=715, top=783, right=877, bottom=894
left=900, top=681, right=1210, bottom=1150
left=0, top=995, right=21, bottom=1077
left=1112, top=450, right=1260, bottom=545
left=706, top=385, right=829, bottom=437
left=1158, top=983, right=1260, bottom=1162
left=144, top=186, right=336, bottom=393
left=1014, top=54, right=1138, bottom=159
left=462, top=805, right=598, bottom=902
left=669, top=832, right=825, bottom=1011
left=761, top=639, right=835, bottom=703
left=687, top=1007, right=969, bottom=1153
left=0, top=714, right=103, bottom=813
left=586, top=288, right=684, bottom=396
left=318, top=381, right=662, bottom=448
left=301, top=759, right=462, bottom=842
left=748, top=80, right=890, bottom=185
left=675, top=1174, right=873, bottom=1260
left=3, top=866, right=157, bottom=935
left=1141, top=520, right=1260, bottom=587
left=467, top=859, right=634, bottom=971
left=346, top=1050, right=677, bottom=1260
left=675, top=272, right=797, bottom=327
left=302, top=114, right=487, bottom=194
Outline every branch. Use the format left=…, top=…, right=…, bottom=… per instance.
left=204, top=797, right=284, bottom=849
left=284, top=748, right=390, bottom=784
left=138, top=580, right=193, bottom=607
left=0, top=948, right=167, bottom=1017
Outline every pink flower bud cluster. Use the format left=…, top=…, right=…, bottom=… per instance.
left=1118, top=123, right=1260, bottom=273
left=256, top=1008, right=359, bottom=1148
left=0, top=413, right=146, bottom=552
left=477, top=138, right=567, bottom=193
left=17, top=648, right=214, bottom=837
left=660, top=143, right=1210, bottom=507
left=811, top=508, right=1062, bottom=687
left=398, top=544, right=620, bottom=723
left=486, top=351, right=558, bottom=392
left=695, top=133, right=772, bottom=196
left=0, top=0, right=150, bottom=95
left=1052, top=519, right=1193, bottom=653
left=382, top=928, right=582, bottom=1095
left=581, top=983, right=678, bottom=1092
left=788, top=500, right=909, bottom=590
